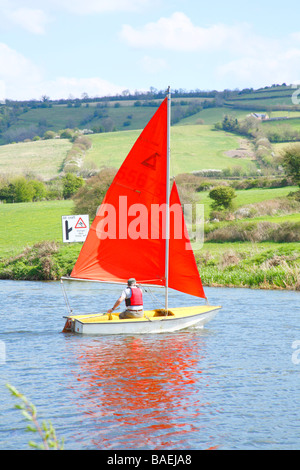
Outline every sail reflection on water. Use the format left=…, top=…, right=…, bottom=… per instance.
left=65, top=332, right=219, bottom=450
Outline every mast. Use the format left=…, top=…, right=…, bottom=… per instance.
left=165, top=86, right=171, bottom=311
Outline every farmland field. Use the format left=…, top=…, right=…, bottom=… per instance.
left=0, top=199, right=73, bottom=259
left=87, top=125, right=254, bottom=174
left=195, top=186, right=298, bottom=218
left=0, top=124, right=255, bottom=178
left=1, top=186, right=298, bottom=259
left=177, top=107, right=253, bottom=125
left=261, top=117, right=300, bottom=132
left=0, top=139, right=72, bottom=179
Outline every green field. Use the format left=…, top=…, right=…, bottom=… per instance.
left=1, top=188, right=297, bottom=257
left=0, top=123, right=255, bottom=178
left=87, top=125, right=254, bottom=174
left=15, top=103, right=160, bottom=133
left=261, top=117, right=300, bottom=132
left=177, top=107, right=252, bottom=125
left=0, top=199, right=73, bottom=259
left=0, top=139, right=72, bottom=179
left=1, top=194, right=299, bottom=288
left=224, top=86, right=298, bottom=109
left=196, top=186, right=298, bottom=218
left=3, top=101, right=207, bottom=138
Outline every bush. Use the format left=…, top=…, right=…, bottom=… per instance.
left=282, top=144, right=300, bottom=186
left=62, top=173, right=84, bottom=199
left=59, top=128, right=74, bottom=139
left=43, top=131, right=56, bottom=140
left=209, top=186, right=236, bottom=210
left=0, top=177, right=47, bottom=203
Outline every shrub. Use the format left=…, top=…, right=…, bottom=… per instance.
left=62, top=173, right=84, bottom=199
left=0, top=242, right=61, bottom=280
left=43, top=131, right=56, bottom=140
left=209, top=186, right=236, bottom=210
left=0, top=177, right=47, bottom=203
left=59, top=128, right=74, bottom=139
left=282, top=144, right=300, bottom=186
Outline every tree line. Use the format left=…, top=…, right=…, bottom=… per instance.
left=0, top=173, right=84, bottom=203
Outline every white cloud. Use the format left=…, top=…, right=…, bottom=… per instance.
left=121, top=12, right=300, bottom=89
left=0, top=42, right=124, bottom=100
left=120, top=12, right=243, bottom=51
left=217, top=48, right=300, bottom=89
left=44, top=77, right=125, bottom=100
left=6, top=8, right=50, bottom=34
left=0, top=43, right=43, bottom=99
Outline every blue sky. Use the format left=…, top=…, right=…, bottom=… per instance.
left=1, top=0, right=300, bottom=100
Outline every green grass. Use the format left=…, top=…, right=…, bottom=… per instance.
left=7, top=102, right=189, bottom=134
left=86, top=129, right=140, bottom=169
left=0, top=197, right=299, bottom=288
left=269, top=111, right=300, bottom=118
left=197, top=240, right=300, bottom=258
left=0, top=186, right=297, bottom=261
left=0, top=199, right=74, bottom=259
left=224, top=86, right=298, bottom=109
left=87, top=125, right=254, bottom=174
left=195, top=241, right=300, bottom=290
left=0, top=139, right=72, bottom=178
left=196, top=186, right=298, bottom=219
left=251, top=212, right=300, bottom=223
left=177, top=107, right=252, bottom=125
left=0, top=123, right=254, bottom=178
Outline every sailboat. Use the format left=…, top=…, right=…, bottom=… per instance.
left=62, top=88, right=221, bottom=335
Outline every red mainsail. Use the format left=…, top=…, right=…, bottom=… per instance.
left=70, top=97, right=206, bottom=299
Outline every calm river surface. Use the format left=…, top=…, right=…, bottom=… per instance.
left=0, top=280, right=299, bottom=450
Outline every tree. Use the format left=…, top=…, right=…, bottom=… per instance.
left=221, top=115, right=239, bottom=132
left=0, top=177, right=47, bottom=203
left=282, top=144, right=300, bottom=186
left=43, top=130, right=56, bottom=140
left=13, top=177, right=35, bottom=202
left=62, top=173, right=84, bottom=199
left=209, top=185, right=236, bottom=210
left=30, top=180, right=46, bottom=201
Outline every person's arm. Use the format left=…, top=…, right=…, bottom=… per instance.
left=107, top=294, right=124, bottom=314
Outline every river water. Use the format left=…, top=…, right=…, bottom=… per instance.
left=0, top=280, right=299, bottom=450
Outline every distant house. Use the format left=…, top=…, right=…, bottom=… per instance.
left=250, top=113, right=269, bottom=121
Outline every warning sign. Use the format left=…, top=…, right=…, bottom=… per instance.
left=75, top=217, right=87, bottom=229
left=62, top=215, right=89, bottom=243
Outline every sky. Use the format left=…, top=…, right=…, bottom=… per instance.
left=1, top=0, right=300, bottom=101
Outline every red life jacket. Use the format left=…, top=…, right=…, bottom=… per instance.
left=125, top=287, right=143, bottom=307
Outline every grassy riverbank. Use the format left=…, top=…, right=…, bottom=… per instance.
left=1, top=199, right=299, bottom=290
left=1, top=239, right=299, bottom=291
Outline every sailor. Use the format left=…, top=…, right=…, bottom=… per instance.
left=107, top=278, right=144, bottom=319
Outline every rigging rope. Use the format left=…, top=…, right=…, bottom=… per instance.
left=60, top=279, right=73, bottom=316
left=139, top=284, right=164, bottom=310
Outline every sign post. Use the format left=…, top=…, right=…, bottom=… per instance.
left=62, top=215, right=89, bottom=243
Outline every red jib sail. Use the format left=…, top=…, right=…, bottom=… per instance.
left=71, top=97, right=206, bottom=299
